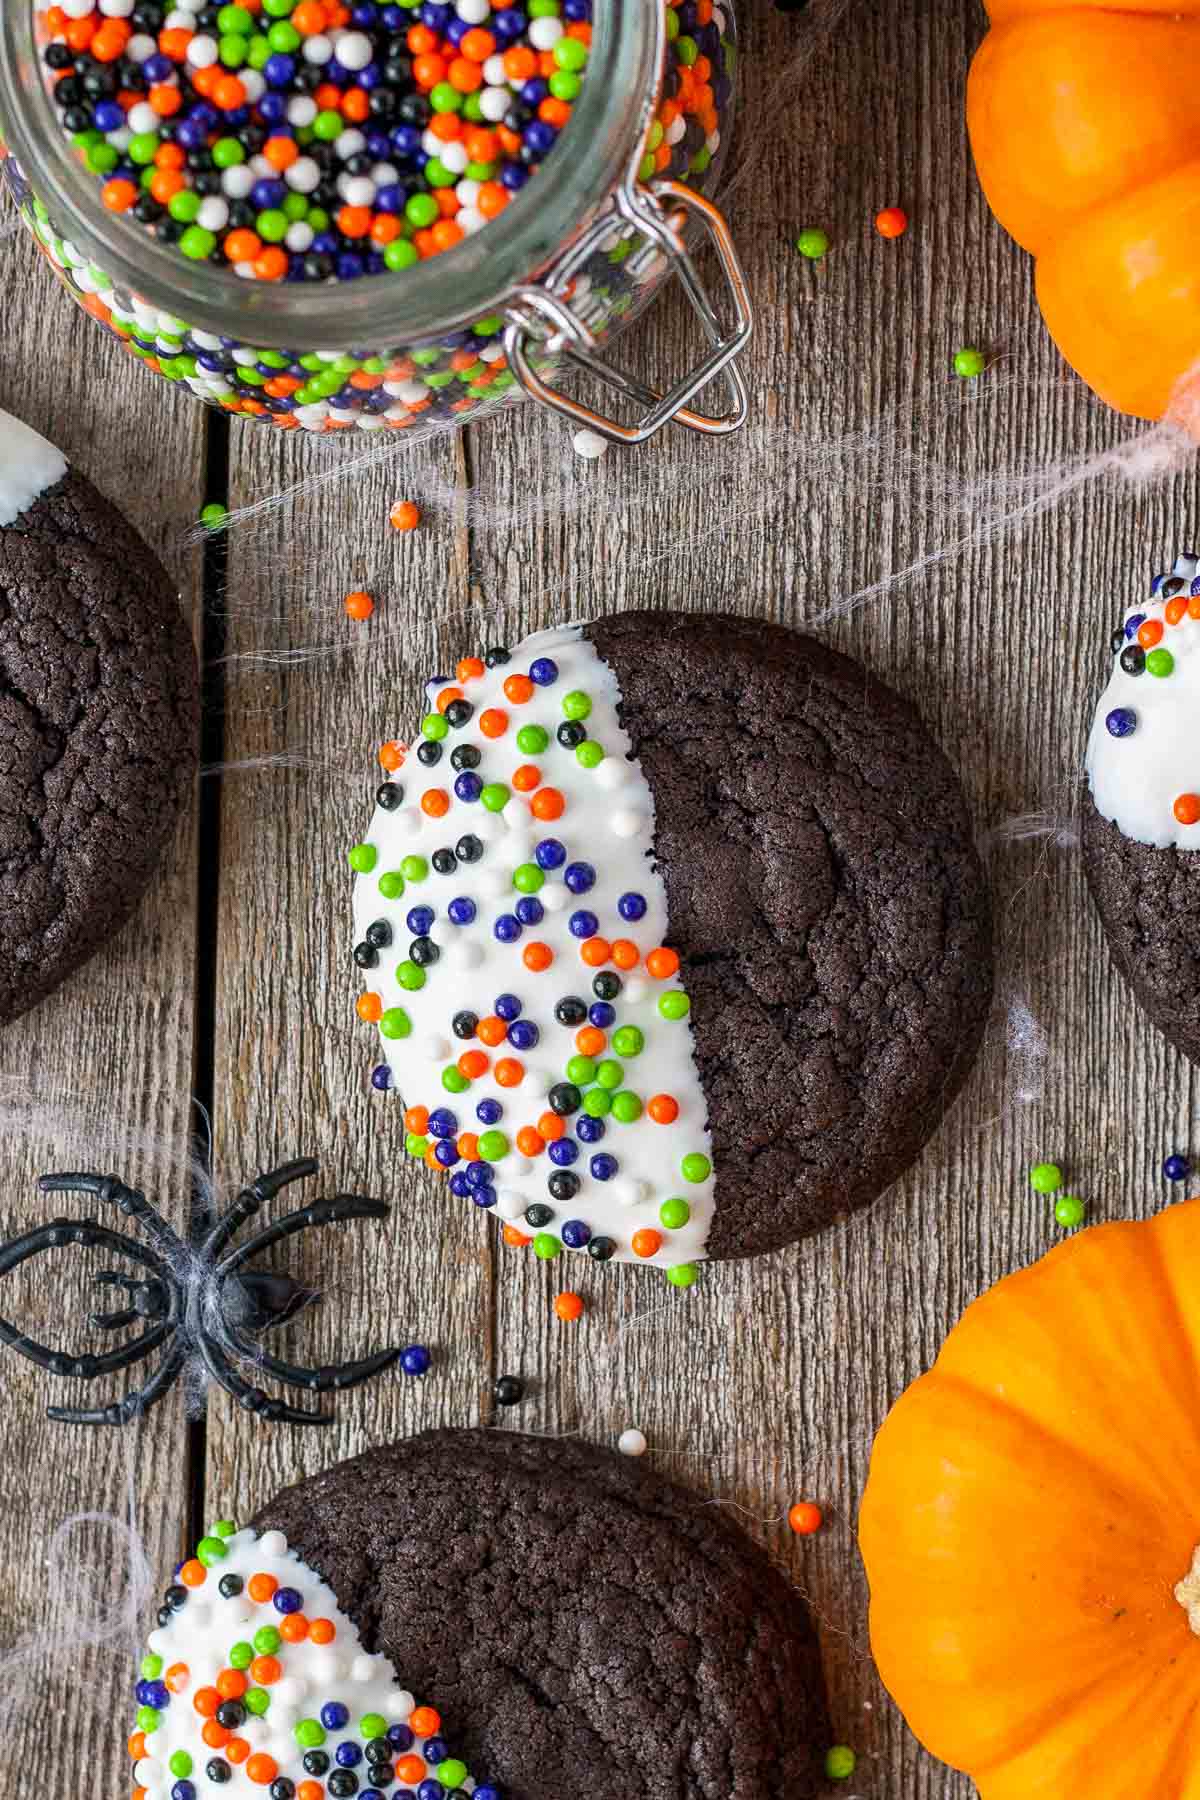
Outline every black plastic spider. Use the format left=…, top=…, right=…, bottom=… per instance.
left=0, top=1157, right=401, bottom=1425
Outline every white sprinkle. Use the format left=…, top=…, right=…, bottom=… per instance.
left=618, top=1429, right=647, bottom=1457
left=572, top=428, right=609, bottom=460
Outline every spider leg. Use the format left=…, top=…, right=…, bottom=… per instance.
left=91, top=1271, right=170, bottom=1325
left=89, top=1306, right=140, bottom=1332
left=37, top=1174, right=186, bottom=1260
left=217, top=1195, right=390, bottom=1278
left=47, top=1336, right=189, bottom=1426
left=216, top=1317, right=401, bottom=1395
left=200, top=1157, right=320, bottom=1263
left=0, top=1219, right=178, bottom=1378
left=197, top=1329, right=334, bottom=1426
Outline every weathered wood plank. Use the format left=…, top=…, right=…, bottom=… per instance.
left=0, top=243, right=206, bottom=1800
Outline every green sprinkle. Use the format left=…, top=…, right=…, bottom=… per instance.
left=295, top=1720, right=326, bottom=1749
left=660, top=1197, right=690, bottom=1229
left=212, top=1519, right=237, bottom=1538
left=360, top=1714, right=388, bottom=1740
left=561, top=689, right=592, bottom=721
left=195, top=1536, right=228, bottom=1567
left=481, top=783, right=510, bottom=813
left=681, top=1152, right=712, bottom=1184
left=348, top=843, right=377, bottom=874
left=595, top=1059, right=623, bottom=1091
left=954, top=347, right=986, bottom=379
left=400, top=854, right=428, bottom=882
left=611, top=1090, right=643, bottom=1123
left=575, top=740, right=605, bottom=769
left=554, top=34, right=588, bottom=69
left=378, top=871, right=405, bottom=900
left=443, top=1066, right=470, bottom=1094
left=212, top=137, right=246, bottom=168
left=582, top=1088, right=612, bottom=1118
left=796, top=227, right=829, bottom=259
left=437, top=1760, right=469, bottom=1791
left=253, top=1626, right=281, bottom=1655
left=141, top=1653, right=164, bottom=1680
left=179, top=225, right=217, bottom=261
left=517, top=724, right=549, bottom=754
left=199, top=501, right=228, bottom=531
left=477, top=1130, right=509, bottom=1161
left=405, top=1132, right=429, bottom=1158
left=533, top=1232, right=562, bottom=1260
left=1055, top=1194, right=1086, bottom=1228
left=169, top=1752, right=194, bottom=1779
left=396, top=960, right=426, bottom=992
left=136, top=1706, right=161, bottom=1734
left=667, top=1263, right=697, bottom=1288
left=566, top=1055, right=596, bottom=1086
left=1029, top=1162, right=1063, bottom=1195
left=244, top=1687, right=270, bottom=1717
left=1147, top=647, right=1175, bottom=677
left=384, top=239, right=420, bottom=270
left=422, top=711, right=449, bottom=741
left=658, top=990, right=691, bottom=1020
left=825, top=1747, right=857, bottom=1781
left=611, top=1025, right=644, bottom=1057
left=229, top=1641, right=254, bottom=1670
left=313, top=108, right=343, bottom=140
left=406, top=192, right=439, bottom=228
left=513, top=863, right=545, bottom=894
left=380, top=1008, right=412, bottom=1041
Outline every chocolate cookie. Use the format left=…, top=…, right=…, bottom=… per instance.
left=1083, top=550, right=1200, bottom=1064
left=247, top=1427, right=831, bottom=1799
left=0, top=409, right=199, bottom=1027
left=349, top=613, right=992, bottom=1268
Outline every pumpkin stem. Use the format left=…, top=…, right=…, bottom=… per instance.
left=1175, top=1548, right=1200, bottom=1634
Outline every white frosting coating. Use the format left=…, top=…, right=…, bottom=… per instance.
left=132, top=1527, right=482, bottom=1797
left=351, top=626, right=714, bottom=1270
left=1086, top=551, right=1200, bottom=848
left=0, top=407, right=67, bottom=526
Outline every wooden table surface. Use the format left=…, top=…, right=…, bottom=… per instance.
left=3, top=2, right=1193, bottom=1795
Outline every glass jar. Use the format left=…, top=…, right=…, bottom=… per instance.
left=0, top=1, right=751, bottom=445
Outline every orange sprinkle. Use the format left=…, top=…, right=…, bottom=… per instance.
left=246, top=1755, right=279, bottom=1787
left=1175, top=794, right=1200, bottom=825
left=309, top=1619, right=336, bottom=1645
left=575, top=1026, right=607, bottom=1057
left=345, top=589, right=374, bottom=621
left=216, top=1669, right=247, bottom=1700
left=647, top=1094, right=680, bottom=1125
left=516, top=1126, right=545, bottom=1156
left=476, top=1015, right=507, bottom=1047
left=494, top=1057, right=524, bottom=1087
left=530, top=787, right=565, bottom=821
left=554, top=1291, right=584, bottom=1322
left=410, top=1707, right=441, bottom=1738
left=537, top=1110, right=567, bottom=1142
left=457, top=655, right=486, bottom=682
left=479, top=708, right=508, bottom=738
left=164, top=1664, right=190, bottom=1693
left=523, top=941, right=553, bottom=972
left=502, top=1224, right=531, bottom=1247
left=194, top=1688, right=222, bottom=1720
left=875, top=205, right=908, bottom=238
left=458, top=1049, right=490, bottom=1079
left=788, top=1501, right=824, bottom=1536
left=457, top=1131, right=480, bottom=1161
left=1138, top=618, right=1164, bottom=649
left=435, top=684, right=465, bottom=714
left=512, top=763, right=541, bottom=792
left=279, top=1614, right=309, bottom=1644
left=631, top=1228, right=662, bottom=1258
left=299, top=1785, right=324, bottom=1800
left=179, top=1560, right=207, bottom=1588
left=379, top=740, right=405, bottom=771
left=357, top=993, right=383, bottom=1024
left=1189, top=594, right=1200, bottom=619
left=610, top=939, right=640, bottom=971
left=395, top=1757, right=427, bottom=1786
left=390, top=500, right=421, bottom=532
left=646, top=947, right=681, bottom=980
left=580, top=937, right=611, bottom=968
left=421, top=788, right=450, bottom=818
left=101, top=177, right=138, bottom=212
left=128, top=1732, right=147, bottom=1761
left=249, top=1655, right=281, bottom=1686
left=202, top=1721, right=231, bottom=1751
left=1166, top=595, right=1189, bottom=625
left=226, top=1739, right=251, bottom=1766
left=405, top=1105, right=430, bottom=1134
left=503, top=673, right=535, bottom=705
left=247, top=1573, right=278, bottom=1604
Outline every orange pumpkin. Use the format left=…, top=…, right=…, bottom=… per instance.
left=860, top=1199, right=1200, bottom=1798
left=968, top=0, right=1200, bottom=420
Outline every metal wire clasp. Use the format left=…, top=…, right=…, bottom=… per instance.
left=503, top=175, right=753, bottom=445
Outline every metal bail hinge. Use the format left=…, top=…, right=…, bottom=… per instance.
left=503, top=177, right=753, bottom=445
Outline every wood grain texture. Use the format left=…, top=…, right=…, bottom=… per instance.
left=9, top=0, right=1200, bottom=1797
left=0, top=244, right=206, bottom=1800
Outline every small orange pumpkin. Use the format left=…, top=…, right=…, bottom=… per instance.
left=968, top=0, right=1200, bottom=419
left=860, top=1199, right=1200, bottom=1797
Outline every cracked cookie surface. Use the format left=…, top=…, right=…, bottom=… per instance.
left=254, top=1427, right=830, bottom=1800
left=0, top=469, right=199, bottom=1026
left=585, top=611, right=994, bottom=1257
